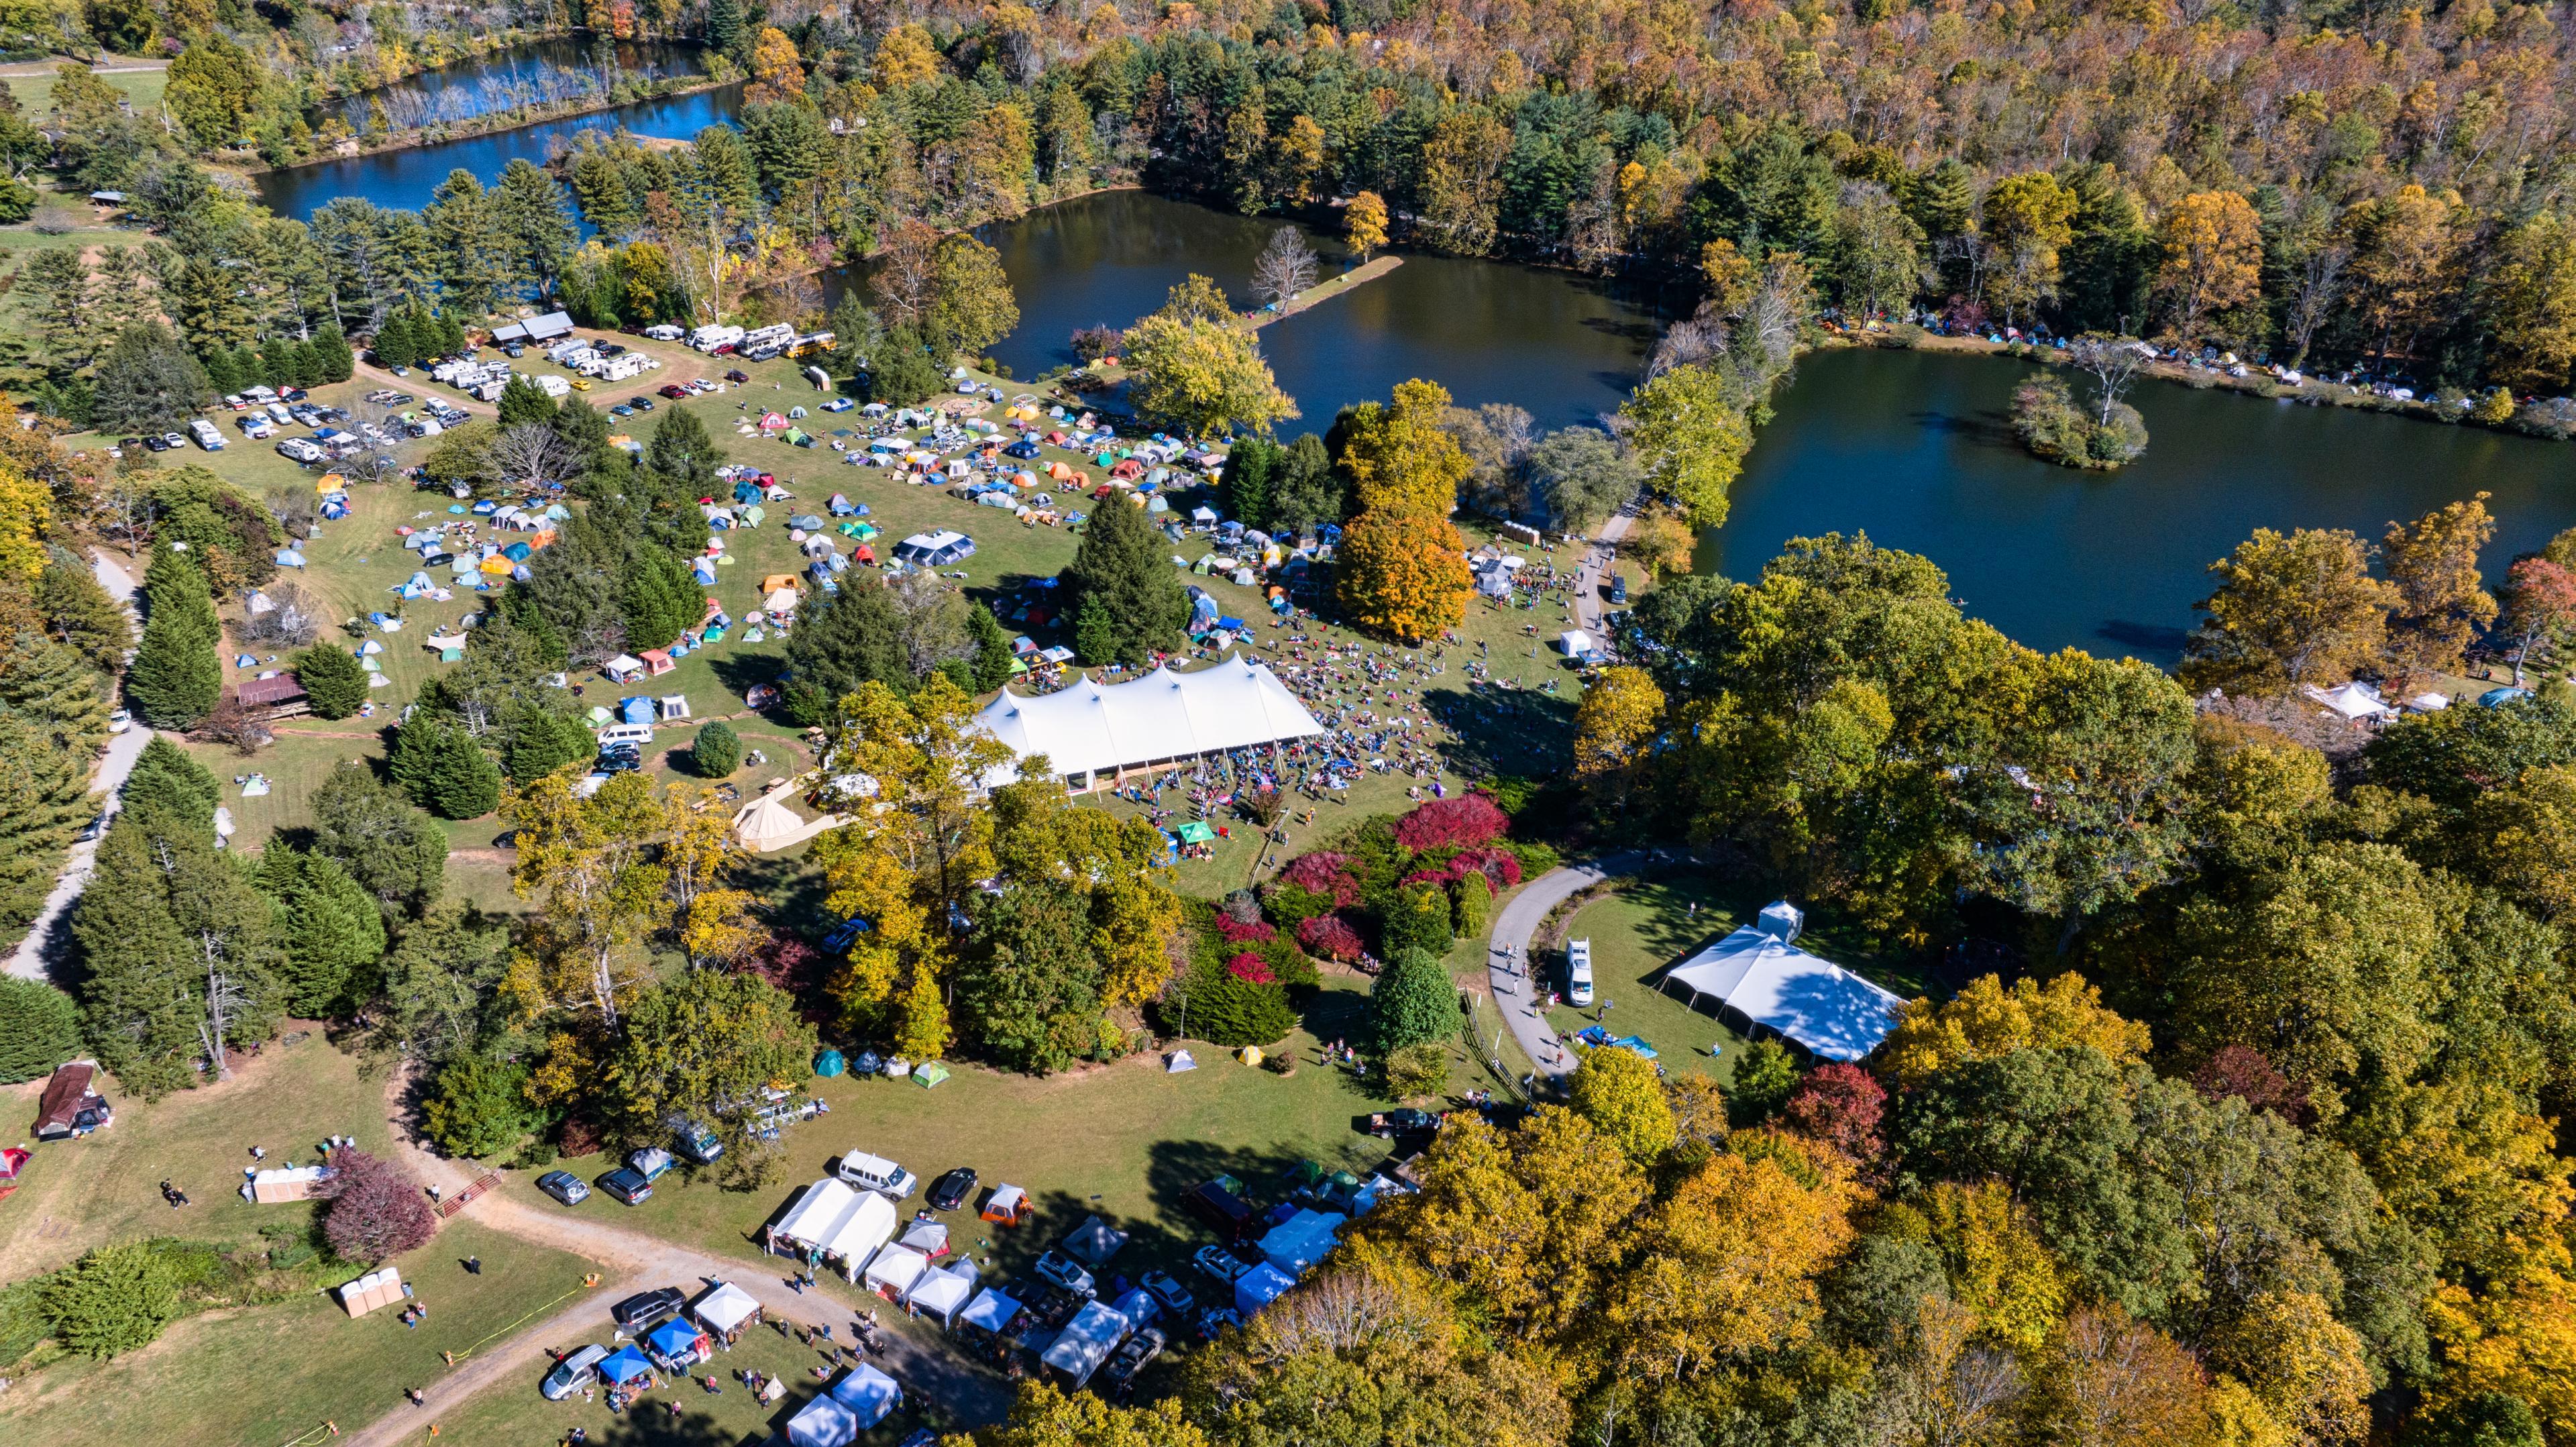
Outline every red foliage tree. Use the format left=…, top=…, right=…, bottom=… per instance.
left=1215, top=916, right=1278, bottom=945
left=321, top=1148, right=437, bottom=1263
left=1226, top=952, right=1278, bottom=985
left=1277, top=851, right=1362, bottom=906
left=1296, top=914, right=1365, bottom=962
left=1392, top=794, right=1510, bottom=851
left=1779, top=1063, right=1886, bottom=1161
left=2190, top=1044, right=2311, bottom=1125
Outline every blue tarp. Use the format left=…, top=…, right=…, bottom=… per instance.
left=1234, top=1263, right=1295, bottom=1316
left=1216, top=617, right=1248, bottom=632
left=598, top=1344, right=654, bottom=1384
left=1609, top=1034, right=1658, bottom=1060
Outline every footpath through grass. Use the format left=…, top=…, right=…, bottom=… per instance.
left=0, top=1221, right=592, bottom=1447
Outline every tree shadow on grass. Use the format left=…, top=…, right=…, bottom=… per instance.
left=703, top=653, right=785, bottom=714
left=1428, top=688, right=1577, bottom=780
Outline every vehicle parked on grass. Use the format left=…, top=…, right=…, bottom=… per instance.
left=1140, top=1270, right=1193, bottom=1317
left=536, top=1170, right=590, bottom=1206
left=1187, top=1177, right=1255, bottom=1239
left=541, top=1343, right=610, bottom=1399
left=671, top=1120, right=724, bottom=1163
left=834, top=1150, right=918, bottom=1199
left=1192, top=1244, right=1251, bottom=1285
left=927, top=1167, right=977, bottom=1212
left=597, top=1167, right=652, bottom=1205
left=1032, top=1249, right=1095, bottom=1295
left=1102, top=1326, right=1165, bottom=1401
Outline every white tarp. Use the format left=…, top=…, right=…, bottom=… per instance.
left=1660, top=905, right=1904, bottom=1062
left=1040, top=1301, right=1131, bottom=1387
left=974, top=655, right=1325, bottom=786
left=691, top=1281, right=761, bottom=1334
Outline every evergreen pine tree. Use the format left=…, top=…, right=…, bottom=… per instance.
left=692, top=720, right=741, bottom=777
left=122, top=735, right=221, bottom=832
left=225, top=344, right=261, bottom=392
left=309, top=759, right=446, bottom=916
left=199, top=346, right=241, bottom=395
left=426, top=725, right=502, bottom=819
left=863, top=326, right=942, bottom=407
left=36, top=545, right=131, bottom=676
left=372, top=311, right=418, bottom=370
left=251, top=844, right=386, bottom=1017
left=293, top=643, right=369, bottom=719
left=707, top=0, right=743, bottom=50
left=125, top=605, right=220, bottom=728
left=1, top=631, right=109, bottom=753
left=75, top=808, right=285, bottom=1095
left=0, top=975, right=83, bottom=1083
left=142, top=541, right=216, bottom=632
left=435, top=311, right=466, bottom=355
left=967, top=601, right=1016, bottom=690
left=286, top=339, right=324, bottom=389
left=502, top=703, right=594, bottom=784
left=495, top=375, right=555, bottom=428
left=645, top=407, right=723, bottom=490
left=1223, top=436, right=1279, bottom=531
left=1065, top=494, right=1190, bottom=667
left=617, top=548, right=698, bottom=649
left=386, top=712, right=449, bottom=804
left=0, top=711, right=91, bottom=931
left=313, top=326, right=355, bottom=383
left=1369, top=946, right=1457, bottom=1054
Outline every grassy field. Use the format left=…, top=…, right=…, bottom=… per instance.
left=0, top=1221, right=595, bottom=1447
left=0, top=1028, right=398, bottom=1281
left=431, top=1295, right=949, bottom=1447
left=0, top=58, right=168, bottom=115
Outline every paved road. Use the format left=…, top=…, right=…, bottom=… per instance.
left=1569, top=504, right=1638, bottom=637
left=1486, top=851, right=1653, bottom=1082
left=346, top=1074, right=1010, bottom=1444
left=5, top=550, right=147, bottom=979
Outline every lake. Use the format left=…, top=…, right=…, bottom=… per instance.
left=1705, top=346, right=2576, bottom=663
left=318, top=38, right=705, bottom=133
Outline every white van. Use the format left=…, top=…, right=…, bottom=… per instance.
left=834, top=1150, right=918, bottom=1199
left=1566, top=939, right=1594, bottom=1007
left=595, top=723, right=655, bottom=749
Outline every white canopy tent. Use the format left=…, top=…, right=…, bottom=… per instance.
left=906, top=1260, right=979, bottom=1326
left=1658, top=902, right=1904, bottom=1062
left=958, top=1286, right=1021, bottom=1338
left=828, top=1364, right=902, bottom=1428
left=1259, top=1209, right=1346, bottom=1276
left=863, top=1244, right=929, bottom=1297
left=1040, top=1301, right=1131, bottom=1387
left=691, top=1281, right=762, bottom=1335
left=973, top=654, right=1326, bottom=791
left=773, top=1179, right=899, bottom=1279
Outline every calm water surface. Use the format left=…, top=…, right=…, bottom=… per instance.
left=1705, top=347, right=2576, bottom=663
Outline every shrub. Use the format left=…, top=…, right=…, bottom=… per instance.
left=1276, top=851, right=1362, bottom=906
left=1450, top=870, right=1489, bottom=937
left=321, top=1148, right=438, bottom=1263
left=1225, top=951, right=1277, bottom=985
left=1214, top=916, right=1277, bottom=945
left=1167, top=963, right=1295, bottom=1047
left=294, top=643, right=369, bottom=719
left=41, top=1243, right=183, bottom=1360
left=1391, top=795, right=1509, bottom=851
left=1369, top=947, right=1457, bottom=1054
left=423, top=1055, right=539, bottom=1159
left=1382, top=1040, right=1448, bottom=1098
left=1729, top=1038, right=1799, bottom=1128
left=692, top=720, right=742, bottom=777
left=1381, top=881, right=1454, bottom=959
left=1296, top=913, right=1364, bottom=962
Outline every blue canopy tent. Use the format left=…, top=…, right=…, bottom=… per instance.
left=786, top=1393, right=860, bottom=1447
left=598, top=1344, right=655, bottom=1385
left=827, top=1363, right=902, bottom=1428
left=645, top=1316, right=708, bottom=1369
left=1234, top=1263, right=1295, bottom=1316
left=958, top=1287, right=1021, bottom=1338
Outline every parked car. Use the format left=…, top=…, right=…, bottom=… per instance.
left=1609, top=573, right=1629, bottom=604
left=659, top=384, right=690, bottom=399
left=1193, top=1305, right=1242, bottom=1340
left=535, top=1170, right=590, bottom=1206
left=610, top=1287, right=686, bottom=1331
left=629, top=396, right=655, bottom=411
left=1370, top=1108, right=1440, bottom=1138
left=1101, top=1326, right=1166, bottom=1400
left=927, top=1167, right=977, bottom=1212
left=835, top=1150, right=918, bottom=1199
left=1032, top=1248, right=1094, bottom=1295
left=1140, top=1270, right=1193, bottom=1318
left=597, top=1166, right=653, bottom=1206
left=541, top=1343, right=610, bottom=1400
left=1192, top=1244, right=1252, bottom=1286
left=596, top=743, right=643, bottom=775
left=107, top=708, right=131, bottom=734
left=671, top=1120, right=724, bottom=1164
left=1566, top=938, right=1594, bottom=1007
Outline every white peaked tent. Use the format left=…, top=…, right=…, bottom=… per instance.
left=692, top=1281, right=762, bottom=1335
left=973, top=654, right=1326, bottom=790
left=863, top=1244, right=928, bottom=1297
left=774, top=1179, right=899, bottom=1279
left=733, top=788, right=839, bottom=853
left=906, top=1260, right=978, bottom=1326
left=1658, top=902, right=1904, bottom=1062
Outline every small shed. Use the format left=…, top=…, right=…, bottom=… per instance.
left=334, top=1267, right=406, bottom=1318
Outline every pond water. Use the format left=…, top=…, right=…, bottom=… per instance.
left=1704, top=346, right=2576, bottom=664
left=256, top=60, right=734, bottom=220
left=319, top=38, right=705, bottom=133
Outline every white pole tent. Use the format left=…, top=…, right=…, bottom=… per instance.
left=971, top=653, right=1326, bottom=792
left=1656, top=902, right=1905, bottom=1062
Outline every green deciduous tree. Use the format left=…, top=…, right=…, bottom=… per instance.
left=2182, top=527, right=2402, bottom=692
left=692, top=720, right=741, bottom=777
left=423, top=1052, right=539, bottom=1158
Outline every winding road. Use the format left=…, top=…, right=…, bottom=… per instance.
left=5, top=550, right=149, bottom=980
left=1485, top=850, right=1656, bottom=1082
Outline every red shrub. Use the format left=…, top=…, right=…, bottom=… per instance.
left=1450, top=847, right=1523, bottom=890
left=1780, top=1063, right=1886, bottom=1162
left=1226, top=952, right=1277, bottom=985
left=321, top=1148, right=437, bottom=1263
left=1393, top=796, right=1509, bottom=851
left=1277, top=851, right=1361, bottom=907
left=1296, top=914, right=1365, bottom=963
left=1399, top=869, right=1454, bottom=889
left=1216, top=916, right=1278, bottom=945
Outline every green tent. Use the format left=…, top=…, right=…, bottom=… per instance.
left=1175, top=821, right=1216, bottom=844
left=912, top=1061, right=952, bottom=1089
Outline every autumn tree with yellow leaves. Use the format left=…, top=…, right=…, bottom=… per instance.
left=2155, top=191, right=2263, bottom=343
left=1332, top=378, right=1473, bottom=641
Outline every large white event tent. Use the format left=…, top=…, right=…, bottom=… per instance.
left=771, top=1179, right=898, bottom=1281
left=973, top=654, right=1325, bottom=791
left=1657, top=902, right=1905, bottom=1063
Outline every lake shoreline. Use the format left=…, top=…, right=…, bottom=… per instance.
left=248, top=73, right=723, bottom=182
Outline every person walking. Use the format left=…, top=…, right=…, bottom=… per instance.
left=464, top=1256, right=481, bottom=1275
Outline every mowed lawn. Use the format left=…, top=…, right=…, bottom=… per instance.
left=0, top=1030, right=398, bottom=1282
left=502, top=977, right=1507, bottom=1297
left=433, top=1297, right=947, bottom=1447
left=0, top=1222, right=595, bottom=1447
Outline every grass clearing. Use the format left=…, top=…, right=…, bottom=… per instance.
left=0, top=1221, right=594, bottom=1447
left=0, top=1032, right=396, bottom=1282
